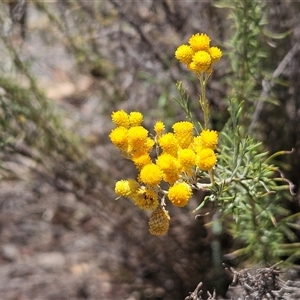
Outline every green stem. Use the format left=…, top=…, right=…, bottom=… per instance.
left=209, top=169, right=215, bottom=185
left=199, top=73, right=210, bottom=129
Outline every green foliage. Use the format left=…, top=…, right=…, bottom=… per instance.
left=169, top=0, right=298, bottom=262
left=216, top=99, right=294, bottom=263
left=175, top=86, right=295, bottom=263
left=216, top=0, right=270, bottom=126
left=174, top=82, right=200, bottom=134
left=189, top=0, right=298, bottom=264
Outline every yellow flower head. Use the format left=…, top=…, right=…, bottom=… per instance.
left=131, top=137, right=155, bottom=158
left=129, top=111, right=143, bottom=127
left=158, top=133, right=179, bottom=156
left=208, top=46, right=222, bottom=63
left=188, top=61, right=201, bottom=73
left=190, top=135, right=203, bottom=152
left=175, top=33, right=222, bottom=74
left=178, top=148, right=196, bottom=172
left=133, top=187, right=159, bottom=210
left=200, top=129, right=218, bottom=150
left=156, top=154, right=181, bottom=184
left=139, top=163, right=162, bottom=186
left=172, top=121, right=194, bottom=134
left=132, top=153, right=152, bottom=169
left=145, top=137, right=155, bottom=152
left=196, top=148, right=217, bottom=171
left=163, top=173, right=180, bottom=185
left=111, top=110, right=129, bottom=128
left=109, top=127, right=128, bottom=151
left=115, top=179, right=140, bottom=198
left=156, top=153, right=180, bottom=175
left=168, top=182, right=192, bottom=207
left=127, top=126, right=148, bottom=154
left=175, top=44, right=194, bottom=65
left=192, top=51, right=212, bottom=72
left=154, top=121, right=165, bottom=137
left=188, top=33, right=210, bottom=51
left=172, top=121, right=194, bottom=148
left=148, top=207, right=170, bottom=236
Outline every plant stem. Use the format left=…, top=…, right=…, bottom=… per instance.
left=198, top=73, right=210, bottom=129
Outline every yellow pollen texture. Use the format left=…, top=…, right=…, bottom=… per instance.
left=188, top=33, right=210, bottom=51
left=168, top=182, right=192, bottom=207
left=115, top=179, right=139, bottom=198
left=175, top=44, right=194, bottom=65
left=154, top=121, right=165, bottom=136
left=134, top=188, right=159, bottom=210
left=139, top=164, right=162, bottom=186
left=158, top=133, right=179, bottom=156
left=200, top=129, right=218, bottom=150
left=192, top=51, right=211, bottom=71
left=196, top=148, right=217, bottom=171
left=111, top=110, right=129, bottom=128
left=109, top=127, right=128, bottom=150
left=178, top=148, right=196, bottom=171
left=172, top=121, right=194, bottom=148
left=208, top=47, right=222, bottom=62
left=129, top=111, right=143, bottom=127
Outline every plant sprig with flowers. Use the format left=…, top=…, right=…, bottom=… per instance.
left=109, top=33, right=295, bottom=263
left=109, top=33, right=222, bottom=236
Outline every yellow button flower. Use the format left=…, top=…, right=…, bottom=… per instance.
left=163, top=173, right=180, bottom=185
left=127, top=126, right=148, bottom=154
left=109, top=127, right=128, bottom=151
left=145, top=137, right=155, bottom=152
left=196, top=148, right=217, bottom=171
left=172, top=121, right=194, bottom=133
left=178, top=148, right=196, bottom=171
left=188, top=61, right=201, bottom=73
left=175, top=44, right=194, bottom=65
left=139, top=163, right=162, bottom=186
left=132, top=153, right=152, bottom=170
left=158, top=133, right=179, bottom=156
left=111, top=110, right=129, bottom=128
left=168, top=182, right=192, bottom=207
left=129, top=111, right=143, bottom=127
left=208, top=46, right=222, bottom=63
left=188, top=33, right=210, bottom=51
left=192, top=51, right=212, bottom=72
left=200, top=129, right=218, bottom=150
left=115, top=179, right=140, bottom=198
left=172, top=121, right=194, bottom=148
left=175, top=33, right=222, bottom=74
left=148, top=207, right=170, bottom=236
left=190, top=136, right=204, bottom=152
left=154, top=121, right=165, bottom=137
left=133, top=188, right=159, bottom=210
left=156, top=153, right=180, bottom=175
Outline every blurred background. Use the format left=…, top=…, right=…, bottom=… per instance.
left=0, top=1, right=299, bottom=299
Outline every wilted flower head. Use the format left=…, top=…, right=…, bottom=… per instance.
left=148, top=207, right=170, bottom=236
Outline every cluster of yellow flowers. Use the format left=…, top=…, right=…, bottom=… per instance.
left=109, top=110, right=218, bottom=236
left=175, top=33, right=222, bottom=73
left=110, top=33, right=221, bottom=236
